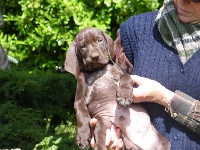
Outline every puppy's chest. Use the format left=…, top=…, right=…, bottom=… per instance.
left=85, top=64, right=122, bottom=105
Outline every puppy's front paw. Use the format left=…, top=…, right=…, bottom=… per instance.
left=76, top=126, right=91, bottom=150
left=117, top=74, right=133, bottom=106
left=117, top=89, right=133, bottom=106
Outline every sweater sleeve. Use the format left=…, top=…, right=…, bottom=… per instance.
left=0, top=45, right=9, bottom=69
left=170, top=90, right=200, bottom=135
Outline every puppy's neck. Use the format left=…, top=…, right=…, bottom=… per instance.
left=83, top=66, right=108, bottom=85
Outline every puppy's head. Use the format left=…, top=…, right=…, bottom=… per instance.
left=65, top=27, right=116, bottom=78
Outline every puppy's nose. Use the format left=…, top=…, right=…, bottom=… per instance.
left=90, top=51, right=100, bottom=60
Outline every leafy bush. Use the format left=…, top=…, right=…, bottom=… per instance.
left=0, top=0, right=162, bottom=73
left=0, top=0, right=164, bottom=149
left=0, top=69, right=77, bottom=149
left=0, top=101, right=45, bottom=149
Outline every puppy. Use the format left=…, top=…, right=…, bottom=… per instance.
left=65, top=27, right=170, bottom=150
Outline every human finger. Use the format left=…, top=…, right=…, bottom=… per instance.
left=111, top=125, right=118, bottom=142
left=115, top=139, right=123, bottom=150
left=90, top=118, right=97, bottom=129
left=106, top=125, right=118, bottom=147
left=90, top=118, right=97, bottom=147
left=110, top=128, right=122, bottom=149
left=106, top=129, right=112, bottom=146
left=131, top=75, right=149, bottom=85
left=132, top=87, right=144, bottom=100
left=111, top=137, right=118, bottom=149
left=90, top=135, right=95, bottom=148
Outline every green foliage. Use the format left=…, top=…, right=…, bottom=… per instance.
left=34, top=118, right=78, bottom=150
left=0, top=69, right=77, bottom=149
left=0, top=101, right=45, bottom=149
left=0, top=0, right=162, bottom=73
left=0, top=0, right=164, bottom=149
left=0, top=68, right=76, bottom=112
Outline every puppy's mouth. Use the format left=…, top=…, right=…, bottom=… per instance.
left=85, top=59, right=109, bottom=71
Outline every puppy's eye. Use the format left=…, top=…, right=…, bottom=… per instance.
left=80, top=43, right=85, bottom=48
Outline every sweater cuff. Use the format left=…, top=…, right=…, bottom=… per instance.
left=170, top=90, right=196, bottom=125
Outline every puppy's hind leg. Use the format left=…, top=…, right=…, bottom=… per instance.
left=122, top=135, right=142, bottom=150
left=94, top=116, right=112, bottom=150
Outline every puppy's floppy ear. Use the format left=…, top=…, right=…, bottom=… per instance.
left=115, top=29, right=133, bottom=74
left=64, top=40, right=80, bottom=79
left=101, top=30, right=116, bottom=60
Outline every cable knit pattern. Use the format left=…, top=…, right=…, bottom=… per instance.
left=120, top=11, right=200, bottom=149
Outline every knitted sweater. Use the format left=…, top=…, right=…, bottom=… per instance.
left=120, top=11, right=200, bottom=149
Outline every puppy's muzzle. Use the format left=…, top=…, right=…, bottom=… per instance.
left=90, top=51, right=100, bottom=61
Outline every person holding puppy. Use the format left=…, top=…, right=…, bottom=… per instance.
left=90, top=0, right=200, bottom=149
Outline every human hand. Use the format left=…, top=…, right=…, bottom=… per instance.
left=131, top=75, right=174, bottom=106
left=90, top=118, right=123, bottom=150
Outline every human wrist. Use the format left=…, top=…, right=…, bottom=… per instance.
left=158, top=87, right=174, bottom=107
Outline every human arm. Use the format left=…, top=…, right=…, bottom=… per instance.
left=131, top=75, right=200, bottom=135
left=169, top=90, right=200, bottom=134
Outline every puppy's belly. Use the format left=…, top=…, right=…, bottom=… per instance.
left=88, top=102, right=117, bottom=120
left=90, top=103, right=159, bottom=149
left=115, top=104, right=160, bottom=149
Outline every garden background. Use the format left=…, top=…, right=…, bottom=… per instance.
left=0, top=0, right=163, bottom=149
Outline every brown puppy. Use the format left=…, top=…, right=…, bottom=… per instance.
left=65, top=27, right=170, bottom=150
